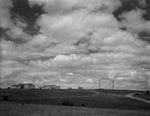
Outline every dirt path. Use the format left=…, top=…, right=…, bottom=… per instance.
left=126, top=93, right=150, bottom=104
left=89, top=90, right=100, bottom=97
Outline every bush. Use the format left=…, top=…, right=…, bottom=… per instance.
left=146, top=90, right=150, bottom=95
left=62, top=100, right=73, bottom=106
left=2, top=96, right=9, bottom=101
left=82, top=104, right=85, bottom=107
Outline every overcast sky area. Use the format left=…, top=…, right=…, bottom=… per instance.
left=0, top=0, right=150, bottom=89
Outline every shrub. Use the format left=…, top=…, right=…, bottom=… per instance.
left=70, top=103, right=74, bottom=106
left=146, top=90, right=150, bottom=95
left=2, top=96, right=9, bottom=101
left=82, top=104, right=85, bottom=107
left=62, top=100, right=73, bottom=106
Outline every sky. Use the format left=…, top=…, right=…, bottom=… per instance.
left=0, top=0, right=150, bottom=90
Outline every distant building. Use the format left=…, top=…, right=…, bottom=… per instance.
left=10, top=83, right=35, bottom=89
left=78, top=87, right=84, bottom=89
left=10, top=85, right=18, bottom=89
left=39, top=85, right=60, bottom=89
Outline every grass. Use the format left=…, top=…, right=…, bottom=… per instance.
left=0, top=102, right=150, bottom=116
left=133, top=94, right=150, bottom=101
left=0, top=89, right=94, bottom=99
left=0, top=89, right=150, bottom=110
left=95, top=89, right=145, bottom=96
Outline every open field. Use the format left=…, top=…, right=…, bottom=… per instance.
left=95, top=89, right=145, bottom=96
left=0, top=89, right=94, bottom=99
left=133, top=94, right=150, bottom=101
left=0, top=102, right=150, bottom=116
left=0, top=89, right=150, bottom=111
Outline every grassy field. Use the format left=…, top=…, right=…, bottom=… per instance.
left=133, top=94, right=150, bottom=101
left=0, top=89, right=150, bottom=111
left=95, top=89, right=145, bottom=96
left=0, top=102, right=150, bottom=116
left=0, top=89, right=94, bottom=99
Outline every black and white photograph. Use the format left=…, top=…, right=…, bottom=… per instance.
left=0, top=0, right=150, bottom=115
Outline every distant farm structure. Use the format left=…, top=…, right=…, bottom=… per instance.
left=78, top=87, right=84, bottom=89
left=10, top=83, right=35, bottom=89
left=38, top=85, right=60, bottom=89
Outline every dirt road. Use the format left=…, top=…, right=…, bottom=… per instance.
left=126, top=93, right=150, bottom=104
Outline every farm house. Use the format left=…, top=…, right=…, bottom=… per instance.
left=10, top=83, right=35, bottom=89
left=78, top=87, right=84, bottom=89
left=39, top=85, right=60, bottom=89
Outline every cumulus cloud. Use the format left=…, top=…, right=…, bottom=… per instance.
left=29, top=0, right=121, bottom=14
left=86, top=78, right=94, bottom=83
left=0, top=0, right=150, bottom=89
left=28, top=34, right=56, bottom=48
left=120, top=9, right=150, bottom=33
left=139, top=0, right=146, bottom=7
left=0, top=0, right=13, bottom=28
left=37, top=10, right=119, bottom=44
left=0, top=0, right=30, bottom=44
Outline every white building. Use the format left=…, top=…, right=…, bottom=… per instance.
left=39, top=85, right=60, bottom=89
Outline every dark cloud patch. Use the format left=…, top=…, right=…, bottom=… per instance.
left=16, top=56, right=56, bottom=64
left=74, top=32, right=92, bottom=46
left=0, top=28, right=28, bottom=44
left=74, top=37, right=90, bottom=47
left=143, top=0, right=150, bottom=20
left=16, top=59, right=30, bottom=66
left=1, top=30, right=28, bottom=44
left=113, top=0, right=150, bottom=41
left=139, top=31, right=150, bottom=37
left=10, top=0, right=44, bottom=36
left=113, top=0, right=147, bottom=21
left=134, top=61, right=150, bottom=71
left=120, top=27, right=127, bottom=31
left=5, top=38, right=27, bottom=45
left=74, top=32, right=101, bottom=54
left=139, top=32, right=150, bottom=43
left=0, top=27, right=3, bottom=38
left=0, top=28, right=9, bottom=41
left=140, top=37, right=150, bottom=44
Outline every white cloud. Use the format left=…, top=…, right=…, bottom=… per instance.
left=0, top=0, right=13, bottom=28
left=86, top=78, right=94, bottom=83
left=120, top=9, right=150, bottom=33
left=1, top=0, right=150, bottom=90
left=0, top=0, right=29, bottom=41
left=37, top=10, right=119, bottom=42
left=6, top=26, right=29, bottom=39
left=29, top=0, right=121, bottom=14
left=139, top=0, right=146, bottom=7
left=28, top=34, right=57, bottom=48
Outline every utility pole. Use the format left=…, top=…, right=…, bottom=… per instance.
left=112, top=80, right=115, bottom=90
left=14, top=81, right=15, bottom=85
left=99, top=80, right=101, bottom=89
left=62, top=82, right=63, bottom=89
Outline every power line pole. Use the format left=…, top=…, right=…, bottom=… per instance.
left=112, top=80, right=115, bottom=90
left=62, top=82, right=63, bottom=89
left=99, top=80, right=101, bottom=89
